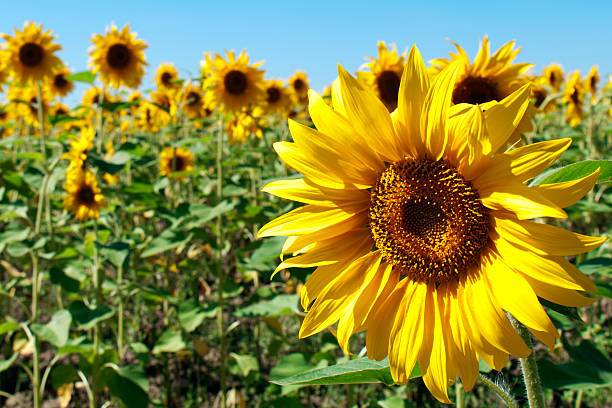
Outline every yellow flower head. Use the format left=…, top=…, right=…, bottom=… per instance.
left=103, top=141, right=119, bottom=185
left=48, top=67, right=74, bottom=98
left=1, top=21, right=63, bottom=84
left=82, top=87, right=113, bottom=107
left=585, top=66, right=599, bottom=95
left=181, top=84, right=206, bottom=119
left=8, top=84, right=51, bottom=126
left=63, top=169, right=106, bottom=221
left=258, top=46, right=604, bottom=403
left=357, top=41, right=406, bottom=112
left=288, top=71, right=309, bottom=105
left=225, top=110, right=263, bottom=145
left=89, top=24, right=148, bottom=89
left=563, top=71, right=584, bottom=127
left=159, top=147, right=194, bottom=180
left=0, top=104, right=11, bottom=138
left=62, top=126, right=95, bottom=170
left=50, top=102, right=70, bottom=117
left=203, top=50, right=265, bottom=112
left=134, top=100, right=170, bottom=133
left=155, top=63, right=180, bottom=92
left=261, top=79, right=291, bottom=116
left=0, top=57, right=9, bottom=91
left=542, top=63, right=564, bottom=91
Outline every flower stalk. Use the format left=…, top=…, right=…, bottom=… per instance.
left=509, top=315, right=546, bottom=408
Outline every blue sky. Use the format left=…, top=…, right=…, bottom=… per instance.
left=4, top=1, right=612, bottom=105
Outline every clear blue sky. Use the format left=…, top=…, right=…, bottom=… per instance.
left=4, top=0, right=612, bottom=105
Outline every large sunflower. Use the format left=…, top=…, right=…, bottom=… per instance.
left=1, top=21, right=63, bottom=84
left=155, top=63, right=180, bottom=92
left=49, top=67, right=74, bottom=98
left=89, top=24, right=147, bottom=89
left=430, top=37, right=534, bottom=145
left=258, top=47, right=605, bottom=403
left=203, top=50, right=265, bottom=112
left=357, top=41, right=406, bottom=112
left=63, top=169, right=106, bottom=221
left=159, top=147, right=194, bottom=180
left=563, top=71, right=584, bottom=127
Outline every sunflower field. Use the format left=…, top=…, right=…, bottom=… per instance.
left=0, top=21, right=611, bottom=408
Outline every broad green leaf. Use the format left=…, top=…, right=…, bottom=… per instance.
left=0, top=228, right=30, bottom=245
left=88, top=152, right=130, bottom=175
left=66, top=71, right=96, bottom=84
left=269, top=353, right=313, bottom=382
left=101, top=365, right=150, bottom=408
left=140, top=229, right=193, bottom=258
left=50, top=266, right=80, bottom=293
left=51, top=364, right=79, bottom=389
left=184, top=201, right=236, bottom=229
left=230, top=353, right=259, bottom=377
left=152, top=328, right=186, bottom=354
left=178, top=299, right=207, bottom=333
left=0, top=321, right=20, bottom=336
left=579, top=257, right=612, bottom=277
left=97, top=241, right=130, bottom=268
left=249, top=236, right=285, bottom=265
left=595, top=282, right=612, bottom=299
left=31, top=310, right=72, bottom=347
left=0, top=353, right=18, bottom=373
left=16, top=152, right=44, bottom=162
left=68, top=301, right=114, bottom=330
left=541, top=299, right=583, bottom=330
left=270, top=357, right=420, bottom=386
left=234, top=294, right=299, bottom=318
left=539, top=340, right=612, bottom=390
left=100, top=101, right=140, bottom=112
left=530, top=160, right=612, bottom=186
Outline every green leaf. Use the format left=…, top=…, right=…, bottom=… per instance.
left=50, top=266, right=81, bottom=293
left=184, top=201, right=236, bottom=229
left=100, top=101, right=140, bottom=112
left=541, top=299, right=583, bottom=331
left=140, top=229, right=193, bottom=258
left=0, top=228, right=30, bottom=245
left=102, top=365, right=150, bottom=408
left=0, top=320, right=20, bottom=335
left=270, top=357, right=420, bottom=386
left=249, top=237, right=285, bottom=265
left=579, top=257, right=612, bottom=277
left=66, top=71, right=96, bottom=84
left=530, top=160, right=612, bottom=186
left=539, top=340, right=612, bottom=390
left=68, top=301, right=114, bottom=330
left=178, top=299, right=208, bottom=333
left=230, top=353, right=259, bottom=377
left=88, top=152, right=130, bottom=175
left=595, top=282, right=612, bottom=299
left=51, top=364, right=79, bottom=389
left=269, top=353, right=313, bottom=382
left=0, top=353, right=18, bottom=373
left=234, top=294, right=299, bottom=318
left=31, top=310, right=72, bottom=347
left=16, top=152, right=45, bottom=162
left=152, top=328, right=186, bottom=354
left=97, top=241, right=130, bottom=268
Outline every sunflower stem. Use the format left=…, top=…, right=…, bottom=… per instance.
left=92, top=221, right=102, bottom=407
left=478, top=374, right=519, bottom=408
left=455, top=381, right=465, bottom=408
left=216, top=117, right=228, bottom=408
left=509, top=315, right=546, bottom=408
left=35, top=81, right=47, bottom=162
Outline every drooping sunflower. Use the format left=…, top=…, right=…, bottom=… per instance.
left=288, top=71, right=309, bottom=106
left=585, top=66, right=599, bottom=96
left=542, top=63, right=564, bottom=92
left=1, top=21, right=63, bottom=84
left=258, top=47, right=605, bottom=403
left=155, top=63, right=180, bottom=92
left=62, top=126, right=95, bottom=171
left=563, top=71, right=584, bottom=127
left=49, top=67, right=74, bottom=98
left=225, top=110, right=263, bottom=145
left=429, top=36, right=534, bottom=145
left=89, top=24, right=147, bottom=89
left=182, top=84, right=205, bottom=118
left=82, top=87, right=113, bottom=107
left=203, top=50, right=265, bottom=112
left=62, top=169, right=106, bottom=221
left=357, top=41, right=406, bottom=112
left=159, top=147, right=194, bottom=180
left=261, top=79, right=291, bottom=116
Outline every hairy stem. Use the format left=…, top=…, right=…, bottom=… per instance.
left=509, top=315, right=546, bottom=408
left=478, top=374, right=519, bottom=408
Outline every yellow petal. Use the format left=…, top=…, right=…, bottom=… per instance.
left=262, top=177, right=370, bottom=207
left=494, top=216, right=607, bottom=256
left=483, top=84, right=532, bottom=154
left=480, top=180, right=567, bottom=219
left=532, top=168, right=600, bottom=208
left=522, top=274, right=597, bottom=307
left=446, top=289, right=478, bottom=391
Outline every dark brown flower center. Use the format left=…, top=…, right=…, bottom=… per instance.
left=266, top=86, right=281, bottom=103
left=106, top=44, right=131, bottom=69
left=224, top=70, right=248, bottom=95
left=570, top=89, right=580, bottom=105
left=549, top=72, right=556, bottom=85
left=186, top=91, right=201, bottom=106
left=55, top=107, right=68, bottom=116
left=77, top=185, right=95, bottom=204
left=19, top=43, right=44, bottom=67
left=170, top=155, right=185, bottom=172
left=533, top=88, right=547, bottom=108
left=590, top=75, right=598, bottom=91
left=54, top=74, right=69, bottom=89
left=161, top=72, right=172, bottom=86
left=293, top=78, right=305, bottom=92
left=452, top=76, right=500, bottom=105
left=369, top=159, right=491, bottom=284
left=376, top=70, right=401, bottom=111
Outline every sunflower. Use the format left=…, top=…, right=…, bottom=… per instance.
left=203, top=50, right=265, bottom=112
left=82, top=87, right=113, bottom=107
left=62, top=169, right=106, bottom=221
left=134, top=101, right=169, bottom=133
left=62, top=126, right=95, bottom=170
left=1, top=21, right=63, bottom=84
left=151, top=89, right=175, bottom=112
left=585, top=66, right=599, bottom=96
left=50, top=102, right=70, bottom=117
left=225, top=110, right=263, bottom=145
left=563, top=71, right=584, bottom=127
left=357, top=41, right=406, bottom=112
left=89, top=24, right=147, bottom=89
left=8, top=84, right=50, bottom=126
left=103, top=141, right=119, bottom=185
left=159, top=147, right=194, bottom=180
left=542, top=63, right=564, bottom=92
left=182, top=84, right=205, bottom=118
left=0, top=57, right=9, bottom=91
left=429, top=37, right=534, bottom=145
left=49, top=67, right=74, bottom=98
left=155, top=63, right=180, bottom=92
left=261, top=79, right=291, bottom=116
left=288, top=71, right=309, bottom=105
left=0, top=104, right=11, bottom=138
left=258, top=47, right=605, bottom=403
